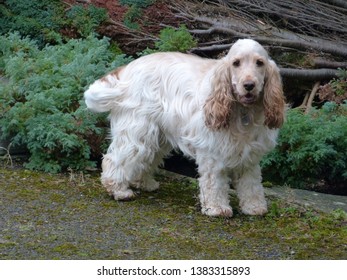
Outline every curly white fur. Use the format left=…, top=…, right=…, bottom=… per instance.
left=84, top=39, right=286, bottom=217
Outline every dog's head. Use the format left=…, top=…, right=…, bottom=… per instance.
left=228, top=39, right=269, bottom=106
left=204, top=39, right=286, bottom=130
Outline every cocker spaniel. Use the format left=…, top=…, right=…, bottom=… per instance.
left=84, top=39, right=286, bottom=217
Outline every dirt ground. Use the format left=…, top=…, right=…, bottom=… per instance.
left=0, top=167, right=346, bottom=259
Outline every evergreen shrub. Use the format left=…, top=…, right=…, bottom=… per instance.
left=119, top=0, right=156, bottom=9
left=123, top=4, right=142, bottom=30
left=0, top=0, right=66, bottom=45
left=0, top=33, right=132, bottom=172
left=119, top=0, right=156, bottom=30
left=66, top=4, right=108, bottom=37
left=155, top=25, right=197, bottom=52
left=261, top=102, right=347, bottom=191
left=0, top=0, right=107, bottom=45
left=140, top=25, right=197, bottom=55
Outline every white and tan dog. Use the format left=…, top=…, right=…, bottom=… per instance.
left=84, top=39, right=286, bottom=217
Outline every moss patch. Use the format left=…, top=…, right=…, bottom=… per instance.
left=0, top=167, right=346, bottom=259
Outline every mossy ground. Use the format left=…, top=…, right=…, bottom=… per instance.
left=0, top=167, right=346, bottom=260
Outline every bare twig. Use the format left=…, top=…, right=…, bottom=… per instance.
left=305, top=82, right=321, bottom=114
left=0, top=143, right=13, bottom=168
left=299, top=93, right=310, bottom=109
left=68, top=168, right=85, bottom=185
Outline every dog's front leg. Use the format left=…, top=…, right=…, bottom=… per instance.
left=197, top=160, right=233, bottom=217
left=232, top=164, right=268, bottom=215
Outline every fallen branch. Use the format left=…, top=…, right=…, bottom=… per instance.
left=106, top=18, right=158, bottom=43
left=321, top=0, right=347, bottom=9
left=279, top=68, right=338, bottom=81
left=312, top=58, right=347, bottom=69
left=191, top=43, right=232, bottom=53
left=299, top=92, right=310, bottom=109
left=305, top=81, right=321, bottom=113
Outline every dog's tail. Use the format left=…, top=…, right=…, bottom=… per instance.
left=84, top=67, right=125, bottom=113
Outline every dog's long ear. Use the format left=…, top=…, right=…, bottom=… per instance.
left=263, top=60, right=286, bottom=129
left=204, top=62, right=235, bottom=130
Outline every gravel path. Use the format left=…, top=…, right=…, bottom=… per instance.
left=0, top=168, right=346, bottom=259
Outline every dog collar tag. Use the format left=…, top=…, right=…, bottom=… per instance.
left=241, top=110, right=250, bottom=126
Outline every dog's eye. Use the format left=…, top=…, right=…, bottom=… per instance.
left=256, top=59, right=264, bottom=67
left=233, top=59, right=240, bottom=67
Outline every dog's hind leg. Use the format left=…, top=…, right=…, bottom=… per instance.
left=101, top=117, right=166, bottom=200
left=101, top=155, right=135, bottom=200
left=135, top=141, right=172, bottom=192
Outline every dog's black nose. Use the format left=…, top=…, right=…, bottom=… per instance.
left=243, top=81, right=255, bottom=91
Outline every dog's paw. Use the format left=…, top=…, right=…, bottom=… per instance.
left=202, top=206, right=233, bottom=217
left=112, top=189, right=136, bottom=201
left=240, top=201, right=267, bottom=216
left=139, top=178, right=160, bottom=192
left=102, top=179, right=136, bottom=201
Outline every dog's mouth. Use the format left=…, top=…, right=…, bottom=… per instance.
left=240, top=92, right=256, bottom=105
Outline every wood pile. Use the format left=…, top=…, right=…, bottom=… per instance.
left=170, top=0, right=347, bottom=105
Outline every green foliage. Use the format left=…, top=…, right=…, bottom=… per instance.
left=0, top=0, right=65, bottom=45
left=66, top=4, right=108, bottom=37
left=123, top=4, right=142, bottom=30
left=0, top=33, right=133, bottom=172
left=120, top=0, right=156, bottom=29
left=0, top=32, right=39, bottom=70
left=0, top=0, right=108, bottom=46
left=155, top=25, right=197, bottom=52
left=119, top=0, right=156, bottom=8
left=139, top=25, right=197, bottom=55
left=330, top=68, right=347, bottom=96
left=261, top=103, right=347, bottom=189
left=275, top=51, right=308, bottom=68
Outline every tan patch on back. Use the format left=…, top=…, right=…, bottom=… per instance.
left=109, top=66, right=125, bottom=79
left=100, top=66, right=125, bottom=84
